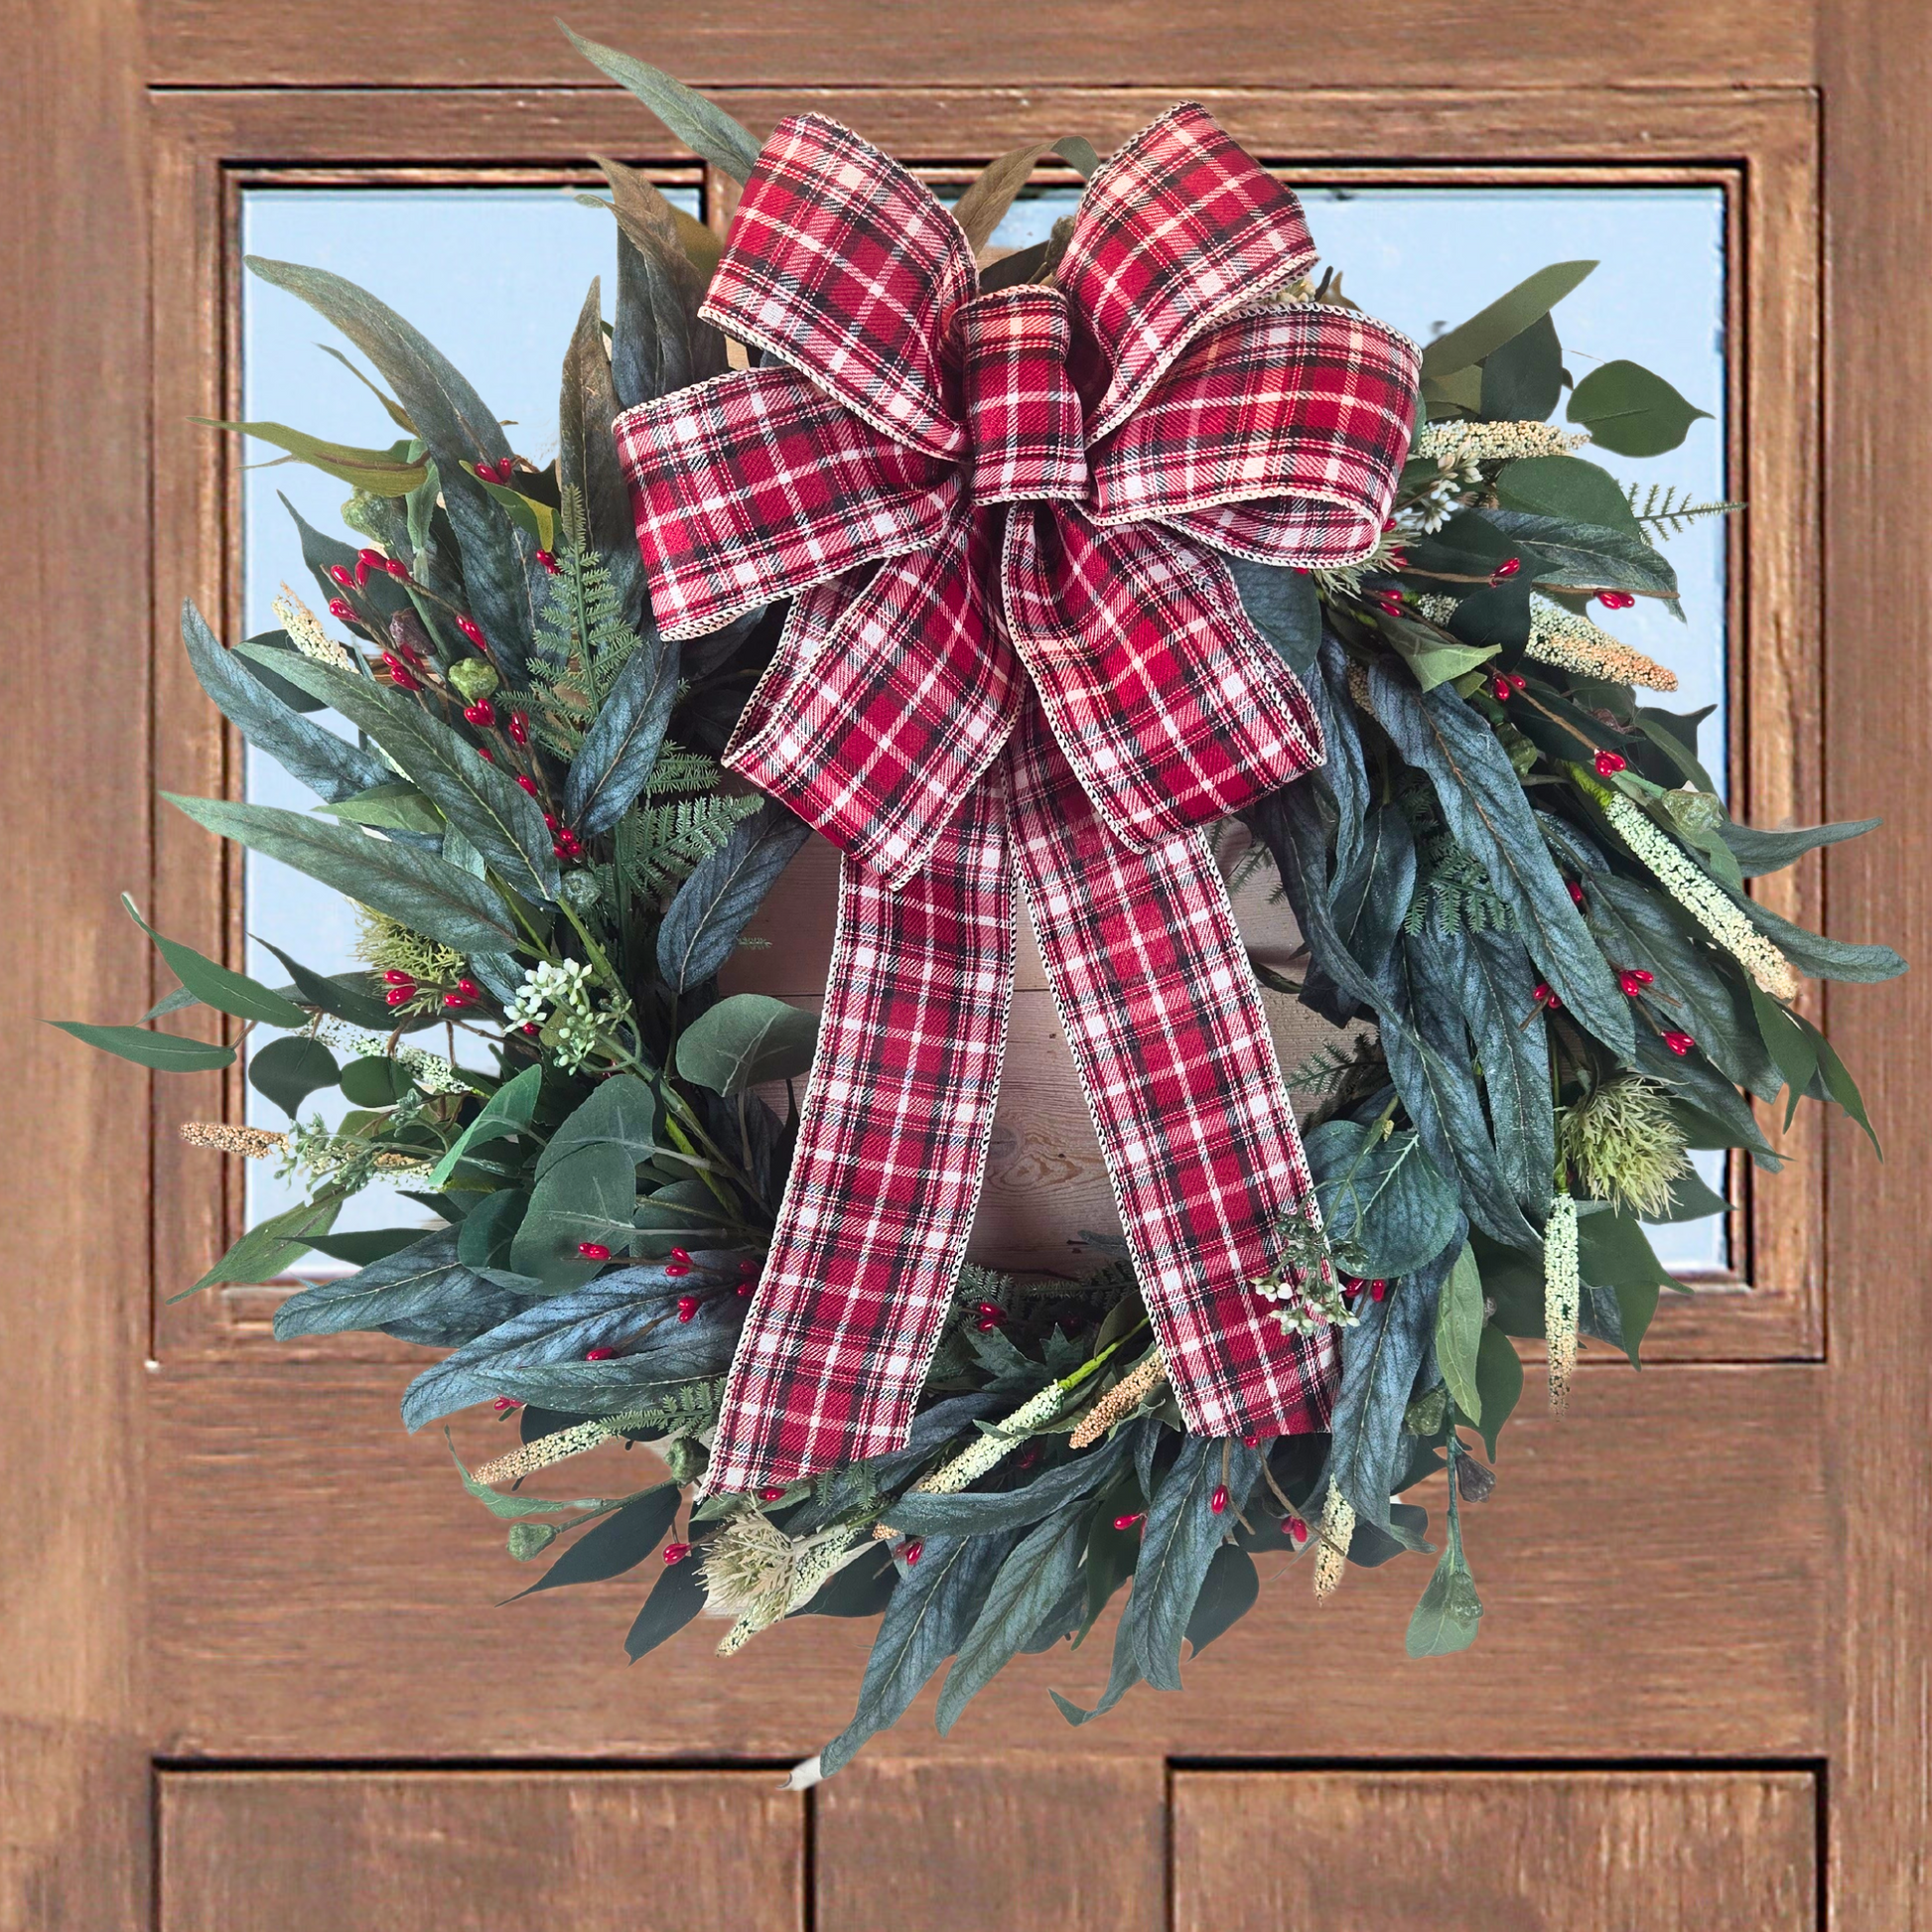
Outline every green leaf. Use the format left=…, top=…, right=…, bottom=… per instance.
left=52, top=1021, right=233, bottom=1073
left=1800, top=1014, right=1880, bottom=1155
left=188, top=1190, right=344, bottom=1297
left=1406, top=1482, right=1483, bottom=1657
left=510, top=1484, right=680, bottom=1598
left=561, top=26, right=763, bottom=182
left=1367, top=666, right=1634, bottom=1056
left=625, top=1549, right=709, bottom=1658
left=559, top=276, right=643, bottom=620
left=937, top=1511, right=1087, bottom=1732
left=321, top=781, right=446, bottom=836
left=1568, top=359, right=1712, bottom=457
left=1329, top=1241, right=1458, bottom=1528
left=511, top=1143, right=640, bottom=1292
left=1728, top=892, right=1907, bottom=985
left=239, top=645, right=560, bottom=906
left=534, top=1074, right=658, bottom=1179
left=1183, top=1544, right=1260, bottom=1657
left=248, top=1035, right=340, bottom=1116
left=1435, top=1242, right=1484, bottom=1425
left=1479, top=310, right=1563, bottom=421
left=1749, top=982, right=1820, bottom=1127
left=1492, top=455, right=1644, bottom=538
left=305, top=1228, right=425, bottom=1266
left=1420, top=261, right=1596, bottom=379
left=339, top=1054, right=415, bottom=1108
left=1720, top=814, right=1880, bottom=877
left=892, top=1434, right=1132, bottom=1540
left=1223, top=555, right=1320, bottom=676
left=950, top=139, right=1092, bottom=251
left=1479, top=510, right=1681, bottom=605
left=273, top=1229, right=515, bottom=1339
left=1381, top=613, right=1497, bottom=691
left=657, top=803, right=811, bottom=992
left=244, top=258, right=541, bottom=676
left=253, top=940, right=396, bottom=1031
left=1647, top=1164, right=1733, bottom=1223
left=1305, top=1121, right=1461, bottom=1281
left=197, top=416, right=429, bottom=494
left=563, top=629, right=682, bottom=838
left=1457, top=925, right=1557, bottom=1221
left=474, top=474, right=555, bottom=552
left=1575, top=1209, right=1675, bottom=1363
left=1471, top=1321, right=1522, bottom=1459
left=179, top=600, right=388, bottom=806
left=426, top=1062, right=543, bottom=1187
left=674, top=994, right=819, bottom=1094
left=164, top=793, right=521, bottom=956
left=822, top=1531, right=1019, bottom=1776
left=1120, top=1436, right=1260, bottom=1692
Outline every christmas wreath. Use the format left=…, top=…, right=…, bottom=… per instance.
left=60, top=33, right=1903, bottom=1774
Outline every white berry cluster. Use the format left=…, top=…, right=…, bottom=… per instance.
left=505, top=959, right=609, bottom=1070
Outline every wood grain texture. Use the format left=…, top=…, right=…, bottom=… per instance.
left=158, top=1770, right=802, bottom=1931
left=145, top=84, right=1826, bottom=1367
left=1172, top=1770, right=1816, bottom=1931
left=0, top=3, right=153, bottom=1927
left=147, top=1364, right=1822, bottom=1760
left=143, top=0, right=1815, bottom=90
left=816, top=1756, right=1166, bottom=1932
left=1817, top=1, right=1932, bottom=1923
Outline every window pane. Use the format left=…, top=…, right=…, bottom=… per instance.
left=237, top=181, right=1730, bottom=1271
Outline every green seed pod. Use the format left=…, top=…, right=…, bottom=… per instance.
left=506, top=1521, right=558, bottom=1562
left=449, top=656, right=501, bottom=703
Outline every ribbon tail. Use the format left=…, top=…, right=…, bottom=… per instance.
left=702, top=774, right=1017, bottom=1494
left=1005, top=705, right=1338, bottom=1442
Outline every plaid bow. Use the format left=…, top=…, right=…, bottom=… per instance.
left=618, top=104, right=1421, bottom=1493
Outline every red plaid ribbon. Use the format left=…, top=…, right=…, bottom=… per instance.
left=618, top=104, right=1420, bottom=1492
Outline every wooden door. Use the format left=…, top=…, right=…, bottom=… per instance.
left=7, top=3, right=1928, bottom=1926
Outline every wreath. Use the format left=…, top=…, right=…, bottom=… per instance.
left=60, top=32, right=1903, bottom=1777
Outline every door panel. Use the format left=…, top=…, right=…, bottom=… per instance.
left=816, top=1757, right=1167, bottom=1932
left=1172, top=1770, right=1816, bottom=1931
left=158, top=1770, right=803, bottom=1932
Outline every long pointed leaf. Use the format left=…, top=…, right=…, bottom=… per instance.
left=563, top=630, right=682, bottom=837
left=657, top=802, right=810, bottom=991
left=562, top=27, right=763, bottom=182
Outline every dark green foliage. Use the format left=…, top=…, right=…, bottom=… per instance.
left=657, top=803, right=812, bottom=991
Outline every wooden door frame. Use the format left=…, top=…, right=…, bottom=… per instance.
left=6, top=8, right=1928, bottom=1927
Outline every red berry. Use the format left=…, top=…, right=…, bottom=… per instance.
left=676, top=1296, right=699, bottom=1320
left=669, top=1249, right=692, bottom=1266
left=1534, top=983, right=1560, bottom=1009
left=739, top=1256, right=759, bottom=1277
left=455, top=615, right=487, bottom=649
left=737, top=1283, right=755, bottom=1298
left=975, top=1316, right=1001, bottom=1332
left=464, top=699, right=495, bottom=728
left=759, top=1485, right=786, bottom=1502
left=901, top=1539, right=924, bottom=1566
left=384, top=987, right=412, bottom=1008
left=442, top=991, right=473, bottom=1010
left=382, top=970, right=415, bottom=988
left=353, top=547, right=385, bottom=587
left=1491, top=674, right=1512, bottom=703
left=327, top=563, right=353, bottom=589
left=1386, top=548, right=1409, bottom=569
left=383, top=557, right=410, bottom=581
left=576, top=1242, right=612, bottom=1261
left=380, top=652, right=421, bottom=692
left=1597, top=590, right=1636, bottom=610
left=1287, top=1516, right=1310, bottom=1544
left=1567, top=879, right=1587, bottom=907
left=1618, top=969, right=1655, bottom=996
left=1491, top=556, right=1522, bottom=581
left=534, top=548, right=560, bottom=575
left=476, top=744, right=494, bottom=761
left=662, top=1542, right=691, bottom=1566
left=327, top=598, right=357, bottom=621
left=1209, top=1484, right=1229, bottom=1514
left=666, top=1264, right=692, bottom=1281
left=473, top=461, right=495, bottom=482
left=491, top=1397, right=522, bottom=1414
left=1113, top=1512, right=1146, bottom=1532
left=584, top=1346, right=616, bottom=1361
left=1382, top=516, right=1397, bottom=532
left=1242, top=1433, right=1260, bottom=1448
left=1594, top=749, right=1628, bottom=776
left=514, top=774, right=539, bottom=797
left=507, top=711, right=530, bottom=747
left=1370, top=1279, right=1388, bottom=1302
left=1664, top=1029, right=1696, bottom=1056
left=1509, top=673, right=1527, bottom=693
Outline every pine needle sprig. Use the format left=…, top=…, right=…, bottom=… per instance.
left=1624, top=482, right=1745, bottom=539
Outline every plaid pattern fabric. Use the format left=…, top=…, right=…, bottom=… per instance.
left=1005, top=709, right=1338, bottom=1442
left=703, top=771, right=1017, bottom=1494
left=616, top=104, right=1420, bottom=1491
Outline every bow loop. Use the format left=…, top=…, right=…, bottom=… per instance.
left=701, top=113, right=975, bottom=460
left=954, top=286, right=1088, bottom=506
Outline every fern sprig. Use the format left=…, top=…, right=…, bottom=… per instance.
left=1624, top=481, right=1744, bottom=539
left=525, top=484, right=646, bottom=756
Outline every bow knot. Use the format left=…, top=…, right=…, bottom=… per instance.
left=954, top=286, right=1087, bottom=505
left=617, top=105, right=1424, bottom=1494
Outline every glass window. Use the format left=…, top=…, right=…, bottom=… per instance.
left=236, top=180, right=1729, bottom=1271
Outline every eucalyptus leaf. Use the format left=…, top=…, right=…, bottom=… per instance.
left=674, top=994, right=819, bottom=1094
left=1434, top=1241, right=1485, bottom=1424
left=1492, top=454, right=1643, bottom=537
left=1472, top=1320, right=1522, bottom=1458
left=1567, top=358, right=1712, bottom=457
left=510, top=1142, right=640, bottom=1291
left=1478, top=310, right=1562, bottom=421
left=1420, top=261, right=1595, bottom=379
left=1305, top=1120, right=1460, bottom=1281
left=1406, top=1483, right=1482, bottom=1657
left=426, top=1062, right=544, bottom=1188
left=1183, top=1544, right=1260, bottom=1657
left=52, top=1022, right=233, bottom=1073
left=534, top=1074, right=658, bottom=1178
left=248, top=1035, right=341, bottom=1116
left=1478, top=509, right=1680, bottom=605
left=187, top=1190, right=344, bottom=1297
